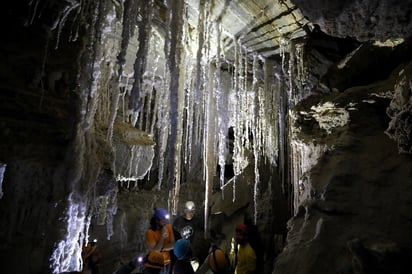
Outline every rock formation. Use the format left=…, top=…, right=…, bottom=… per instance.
left=0, top=1, right=411, bottom=274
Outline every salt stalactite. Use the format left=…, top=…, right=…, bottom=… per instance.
left=182, top=16, right=198, bottom=171
left=170, top=2, right=192, bottom=216
left=195, top=9, right=210, bottom=160
left=106, top=84, right=121, bottom=144
left=200, top=3, right=213, bottom=234
left=277, top=73, right=287, bottom=195
left=280, top=37, right=288, bottom=74
left=50, top=194, right=88, bottom=273
left=288, top=41, right=299, bottom=211
left=276, top=36, right=294, bottom=202
left=194, top=0, right=207, bottom=106
left=83, top=214, right=92, bottom=247
left=120, top=74, right=132, bottom=122
left=116, top=0, right=138, bottom=80
left=289, top=135, right=329, bottom=212
left=81, top=1, right=106, bottom=131
left=186, top=0, right=206, bottom=171
left=27, top=0, right=85, bottom=47
left=185, top=65, right=199, bottom=172
left=288, top=41, right=296, bottom=105
left=107, top=0, right=138, bottom=143
left=182, top=55, right=195, bottom=170
left=288, top=40, right=307, bottom=106
left=243, top=48, right=250, bottom=151
left=252, top=53, right=260, bottom=225
left=137, top=80, right=148, bottom=130
left=186, top=0, right=210, bottom=171
left=204, top=60, right=217, bottom=240
left=52, top=0, right=81, bottom=50
left=215, top=21, right=229, bottom=194
left=27, top=0, right=40, bottom=25
left=164, top=0, right=184, bottom=198
left=232, top=40, right=241, bottom=178
left=129, top=0, right=153, bottom=126
left=231, top=38, right=240, bottom=202
left=263, top=59, right=278, bottom=167
left=287, top=40, right=321, bottom=213
left=0, top=163, right=6, bottom=199
left=144, top=54, right=160, bottom=133
left=149, top=76, right=160, bottom=136
left=295, top=42, right=308, bottom=98
left=156, top=73, right=169, bottom=190
left=27, top=0, right=81, bottom=49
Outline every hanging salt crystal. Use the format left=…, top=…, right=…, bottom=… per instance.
left=50, top=194, right=88, bottom=273
left=251, top=53, right=260, bottom=225
left=157, top=73, right=169, bottom=190
left=0, top=163, right=6, bottom=199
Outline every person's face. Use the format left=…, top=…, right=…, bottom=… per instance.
left=184, top=209, right=194, bottom=220
left=235, top=230, right=247, bottom=244
left=158, top=217, right=169, bottom=227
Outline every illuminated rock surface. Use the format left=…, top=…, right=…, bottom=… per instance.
left=0, top=1, right=411, bottom=274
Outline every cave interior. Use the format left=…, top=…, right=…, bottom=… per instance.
left=1, top=0, right=412, bottom=274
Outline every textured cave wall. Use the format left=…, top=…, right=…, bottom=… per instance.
left=272, top=1, right=412, bottom=273
left=0, top=1, right=124, bottom=273
left=1, top=1, right=412, bottom=274
left=275, top=64, right=412, bottom=273
left=1, top=2, right=85, bottom=273
left=293, top=0, right=412, bottom=42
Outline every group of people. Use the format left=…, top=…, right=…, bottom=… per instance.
left=141, top=201, right=258, bottom=274
left=79, top=201, right=259, bottom=274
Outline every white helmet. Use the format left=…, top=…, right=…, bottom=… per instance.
left=184, top=201, right=195, bottom=211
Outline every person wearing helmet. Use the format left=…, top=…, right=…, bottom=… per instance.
left=145, top=208, right=175, bottom=274
left=229, top=224, right=256, bottom=274
left=172, top=239, right=195, bottom=274
left=172, top=201, right=209, bottom=271
left=173, top=202, right=196, bottom=239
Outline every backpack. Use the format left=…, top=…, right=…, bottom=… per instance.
left=208, top=246, right=231, bottom=274
left=144, top=250, right=166, bottom=269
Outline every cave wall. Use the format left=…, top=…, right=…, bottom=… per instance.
left=1, top=1, right=412, bottom=274
left=0, top=1, right=123, bottom=273
left=276, top=62, right=412, bottom=273
left=273, top=1, right=412, bottom=273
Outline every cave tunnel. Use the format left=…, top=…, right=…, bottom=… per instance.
left=1, top=1, right=412, bottom=274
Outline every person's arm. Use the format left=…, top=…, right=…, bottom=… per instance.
left=161, top=224, right=175, bottom=251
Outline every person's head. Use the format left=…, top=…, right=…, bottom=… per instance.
left=183, top=201, right=195, bottom=220
left=151, top=208, right=170, bottom=229
left=173, top=239, right=191, bottom=260
left=235, top=224, right=248, bottom=245
left=208, top=247, right=229, bottom=273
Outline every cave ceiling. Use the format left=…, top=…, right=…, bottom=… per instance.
left=184, top=0, right=312, bottom=59
left=149, top=0, right=412, bottom=63
left=147, top=0, right=313, bottom=69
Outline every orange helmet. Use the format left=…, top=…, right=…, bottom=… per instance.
left=208, top=247, right=229, bottom=273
